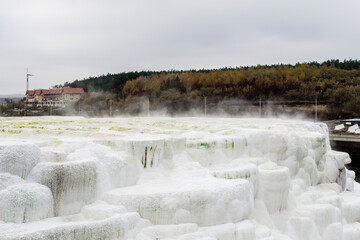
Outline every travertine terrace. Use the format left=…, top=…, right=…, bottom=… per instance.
left=0, top=116, right=359, bottom=240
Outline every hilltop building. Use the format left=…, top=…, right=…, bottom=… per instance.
left=26, top=87, right=84, bottom=107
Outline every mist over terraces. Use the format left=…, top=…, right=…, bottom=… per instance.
left=58, top=59, right=360, bottom=119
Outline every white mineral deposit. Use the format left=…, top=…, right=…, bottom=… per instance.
left=334, top=124, right=345, bottom=131
left=0, top=116, right=359, bottom=240
left=347, top=124, right=359, bottom=133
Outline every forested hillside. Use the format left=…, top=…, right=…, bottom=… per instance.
left=59, top=60, right=360, bottom=118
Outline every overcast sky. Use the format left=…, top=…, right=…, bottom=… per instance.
left=1, top=0, right=359, bottom=95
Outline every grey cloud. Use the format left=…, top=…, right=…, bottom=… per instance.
left=0, top=0, right=360, bottom=94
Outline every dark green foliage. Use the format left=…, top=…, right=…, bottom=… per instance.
left=165, top=75, right=181, bottom=90
left=321, top=59, right=360, bottom=70
left=64, top=71, right=156, bottom=93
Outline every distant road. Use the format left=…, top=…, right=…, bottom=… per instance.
left=329, top=135, right=360, bottom=145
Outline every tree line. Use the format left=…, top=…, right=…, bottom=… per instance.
left=58, top=59, right=360, bottom=118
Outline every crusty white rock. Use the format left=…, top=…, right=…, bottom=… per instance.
left=0, top=116, right=358, bottom=240
left=0, top=183, right=53, bottom=223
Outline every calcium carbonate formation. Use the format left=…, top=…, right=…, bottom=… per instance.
left=0, top=116, right=359, bottom=240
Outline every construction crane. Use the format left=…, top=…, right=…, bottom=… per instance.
left=26, top=68, right=34, bottom=91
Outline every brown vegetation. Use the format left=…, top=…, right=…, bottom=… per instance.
left=58, top=60, right=360, bottom=118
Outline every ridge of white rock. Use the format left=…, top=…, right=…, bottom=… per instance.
left=27, top=160, right=98, bottom=216
left=0, top=116, right=359, bottom=240
left=0, top=183, right=53, bottom=223
left=0, top=173, right=25, bottom=190
left=0, top=143, right=41, bottom=178
left=103, top=177, right=253, bottom=226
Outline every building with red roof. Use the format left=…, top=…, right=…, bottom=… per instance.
left=25, top=90, right=35, bottom=104
left=25, top=87, right=85, bottom=107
